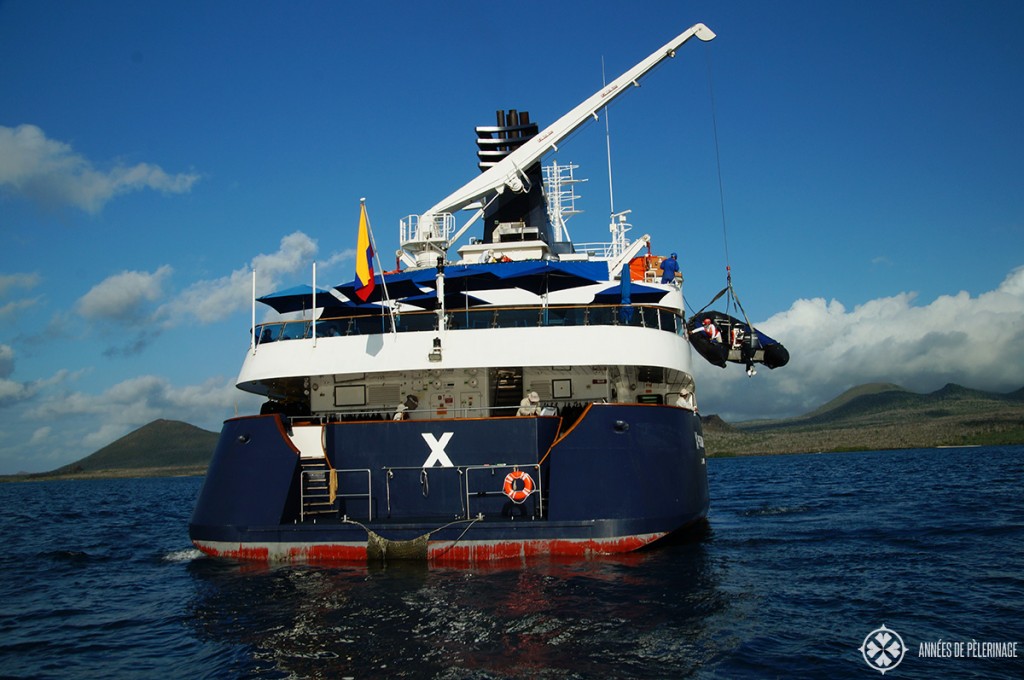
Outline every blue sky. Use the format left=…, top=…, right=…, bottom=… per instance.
left=2, top=0, right=1022, bottom=473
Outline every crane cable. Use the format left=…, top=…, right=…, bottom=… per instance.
left=706, top=43, right=731, bottom=275
left=689, top=45, right=758, bottom=350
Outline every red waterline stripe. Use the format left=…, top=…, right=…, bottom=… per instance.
left=194, top=532, right=666, bottom=565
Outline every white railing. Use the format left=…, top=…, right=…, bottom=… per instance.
left=572, top=241, right=617, bottom=259
left=300, top=468, right=372, bottom=521
left=465, top=463, right=543, bottom=519
left=400, top=212, right=454, bottom=246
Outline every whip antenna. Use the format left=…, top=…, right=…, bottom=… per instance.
left=602, top=55, right=616, bottom=219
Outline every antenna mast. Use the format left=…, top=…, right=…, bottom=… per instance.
left=543, top=160, right=585, bottom=242
left=602, top=56, right=631, bottom=260
left=602, top=55, right=616, bottom=220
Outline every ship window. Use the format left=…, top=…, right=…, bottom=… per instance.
left=256, top=324, right=280, bottom=344
left=636, top=366, right=665, bottom=383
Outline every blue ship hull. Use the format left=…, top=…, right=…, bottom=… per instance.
left=189, top=403, right=709, bottom=563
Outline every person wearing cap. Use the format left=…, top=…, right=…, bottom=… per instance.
left=394, top=394, right=419, bottom=421
left=675, top=386, right=696, bottom=411
left=659, top=252, right=680, bottom=284
left=517, top=391, right=541, bottom=416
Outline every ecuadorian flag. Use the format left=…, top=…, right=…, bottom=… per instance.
left=354, top=203, right=375, bottom=302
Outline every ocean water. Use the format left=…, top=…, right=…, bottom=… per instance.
left=1, top=446, right=1021, bottom=679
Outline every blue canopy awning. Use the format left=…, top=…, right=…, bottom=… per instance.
left=335, top=270, right=430, bottom=303
left=256, top=284, right=336, bottom=314
left=300, top=259, right=608, bottom=309
left=400, top=290, right=488, bottom=311
left=592, top=282, right=669, bottom=304
left=437, top=260, right=607, bottom=294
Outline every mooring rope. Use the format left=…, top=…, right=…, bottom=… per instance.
left=428, top=515, right=484, bottom=559
left=340, top=514, right=484, bottom=561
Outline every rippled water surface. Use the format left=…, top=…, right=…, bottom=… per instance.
left=1, top=446, right=1022, bottom=678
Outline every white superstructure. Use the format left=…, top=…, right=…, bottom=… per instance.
left=239, top=23, right=716, bottom=423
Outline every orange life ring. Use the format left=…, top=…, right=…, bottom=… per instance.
left=502, top=469, right=535, bottom=504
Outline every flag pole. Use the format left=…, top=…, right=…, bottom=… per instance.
left=250, top=268, right=257, bottom=354
left=361, top=198, right=396, bottom=334
left=312, top=261, right=317, bottom=347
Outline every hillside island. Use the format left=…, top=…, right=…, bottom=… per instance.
left=3, top=383, right=1022, bottom=481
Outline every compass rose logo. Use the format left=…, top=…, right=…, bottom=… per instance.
left=860, top=624, right=906, bottom=674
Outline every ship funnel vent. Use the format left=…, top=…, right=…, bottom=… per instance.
left=475, top=109, right=539, bottom=172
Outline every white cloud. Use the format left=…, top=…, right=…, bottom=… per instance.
left=0, top=345, right=27, bottom=403
left=0, top=367, right=260, bottom=472
left=36, top=373, right=252, bottom=454
left=0, top=272, right=41, bottom=296
left=29, top=426, right=51, bottom=446
left=71, top=232, right=349, bottom=338
left=695, top=265, right=1024, bottom=421
left=0, top=273, right=42, bottom=318
left=157, top=231, right=318, bottom=325
left=0, top=124, right=199, bottom=213
left=0, top=344, right=13, bottom=378
left=319, top=247, right=356, bottom=272
left=77, top=265, right=173, bottom=324
left=0, top=296, right=41, bottom=319
left=67, top=231, right=328, bottom=357
left=0, top=379, right=26, bottom=403
left=0, top=347, right=79, bottom=407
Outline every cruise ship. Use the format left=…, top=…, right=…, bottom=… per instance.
left=190, top=23, right=717, bottom=563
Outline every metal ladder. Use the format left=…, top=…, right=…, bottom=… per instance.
left=299, top=457, right=336, bottom=520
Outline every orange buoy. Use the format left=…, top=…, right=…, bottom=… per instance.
left=502, top=469, right=535, bottom=504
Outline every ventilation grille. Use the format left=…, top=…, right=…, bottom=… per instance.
left=368, top=384, right=402, bottom=406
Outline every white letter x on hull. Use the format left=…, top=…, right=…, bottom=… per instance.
left=421, top=432, right=455, bottom=467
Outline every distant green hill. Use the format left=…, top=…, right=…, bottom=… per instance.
left=801, top=382, right=908, bottom=419
left=63, top=419, right=218, bottom=474
left=7, top=381, right=1024, bottom=481
left=8, top=419, right=220, bottom=480
left=704, top=383, right=1024, bottom=456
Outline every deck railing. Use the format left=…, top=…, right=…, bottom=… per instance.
left=255, top=303, right=683, bottom=346
left=373, top=461, right=544, bottom=522
left=299, top=468, right=373, bottom=522
left=464, top=463, right=543, bottom=519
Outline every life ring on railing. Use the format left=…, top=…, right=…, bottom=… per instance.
left=502, top=469, right=535, bottom=504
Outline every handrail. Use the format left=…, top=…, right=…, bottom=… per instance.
left=464, top=463, right=543, bottom=520
left=337, top=468, right=372, bottom=521
left=383, top=464, right=466, bottom=519
left=301, top=468, right=372, bottom=522
left=254, top=302, right=683, bottom=346
left=290, top=405, right=543, bottom=424
left=382, top=462, right=544, bottom=520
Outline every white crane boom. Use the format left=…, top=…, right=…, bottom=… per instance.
left=418, top=22, right=716, bottom=247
